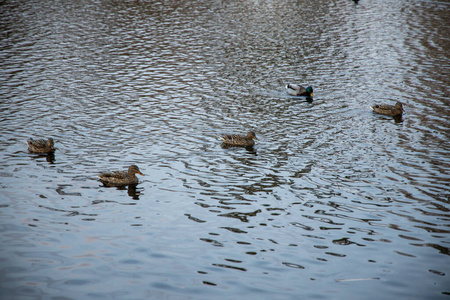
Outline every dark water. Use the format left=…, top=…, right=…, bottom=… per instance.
left=1, top=0, right=449, bottom=298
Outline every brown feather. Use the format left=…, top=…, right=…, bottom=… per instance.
left=221, top=131, right=258, bottom=147
left=27, top=138, right=55, bottom=153
left=99, top=165, right=143, bottom=186
left=370, top=101, right=404, bottom=116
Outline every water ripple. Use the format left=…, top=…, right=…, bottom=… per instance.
left=1, top=0, right=449, bottom=298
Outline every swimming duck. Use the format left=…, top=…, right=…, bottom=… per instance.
left=99, top=165, right=144, bottom=186
left=370, top=101, right=404, bottom=116
left=221, top=131, right=258, bottom=147
left=285, top=84, right=313, bottom=98
left=27, top=137, right=55, bottom=153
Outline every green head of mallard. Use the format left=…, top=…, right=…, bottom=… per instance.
left=306, top=86, right=313, bottom=98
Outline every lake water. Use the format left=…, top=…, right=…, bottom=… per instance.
left=1, top=0, right=449, bottom=299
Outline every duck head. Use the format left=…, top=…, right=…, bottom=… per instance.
left=306, top=86, right=313, bottom=98
left=129, top=165, right=144, bottom=176
left=247, top=131, right=258, bottom=140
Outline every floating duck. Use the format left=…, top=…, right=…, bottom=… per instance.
left=99, top=165, right=144, bottom=186
left=221, top=131, right=258, bottom=147
left=285, top=84, right=313, bottom=98
left=370, top=101, right=404, bottom=116
left=27, top=137, right=55, bottom=154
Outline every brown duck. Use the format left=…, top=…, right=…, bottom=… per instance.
left=370, top=101, right=404, bottom=116
left=27, top=137, right=55, bottom=153
left=221, top=131, right=258, bottom=147
left=99, top=165, right=144, bottom=186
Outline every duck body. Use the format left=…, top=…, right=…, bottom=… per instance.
left=99, top=165, right=144, bottom=186
left=285, top=84, right=313, bottom=98
left=27, top=137, right=55, bottom=153
left=370, top=101, right=404, bottom=116
left=221, top=131, right=258, bottom=147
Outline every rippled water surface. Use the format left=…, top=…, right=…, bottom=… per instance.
left=1, top=0, right=449, bottom=298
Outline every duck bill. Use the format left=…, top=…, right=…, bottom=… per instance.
left=310, top=93, right=313, bottom=98
left=137, top=171, right=144, bottom=176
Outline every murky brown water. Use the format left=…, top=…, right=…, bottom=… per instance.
left=1, top=0, right=449, bottom=298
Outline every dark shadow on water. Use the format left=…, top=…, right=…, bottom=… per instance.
left=219, top=209, right=262, bottom=222
left=393, top=115, right=403, bottom=123
left=371, top=113, right=404, bottom=124
left=244, top=146, right=257, bottom=155
left=283, top=95, right=314, bottom=103
left=221, top=143, right=257, bottom=155
left=99, top=183, right=142, bottom=200
left=29, top=152, right=55, bottom=163
left=126, top=184, right=141, bottom=200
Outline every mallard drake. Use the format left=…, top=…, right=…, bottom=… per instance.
left=370, top=101, right=404, bottom=116
left=27, top=137, right=55, bottom=153
left=285, top=84, right=313, bottom=98
left=99, top=165, right=144, bottom=186
left=221, top=131, right=258, bottom=147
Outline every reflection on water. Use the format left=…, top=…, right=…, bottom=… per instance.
left=29, top=152, right=56, bottom=163
left=0, top=0, right=449, bottom=299
left=106, top=184, right=142, bottom=200
left=221, top=143, right=258, bottom=156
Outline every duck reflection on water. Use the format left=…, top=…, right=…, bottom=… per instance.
left=114, top=184, right=142, bottom=200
